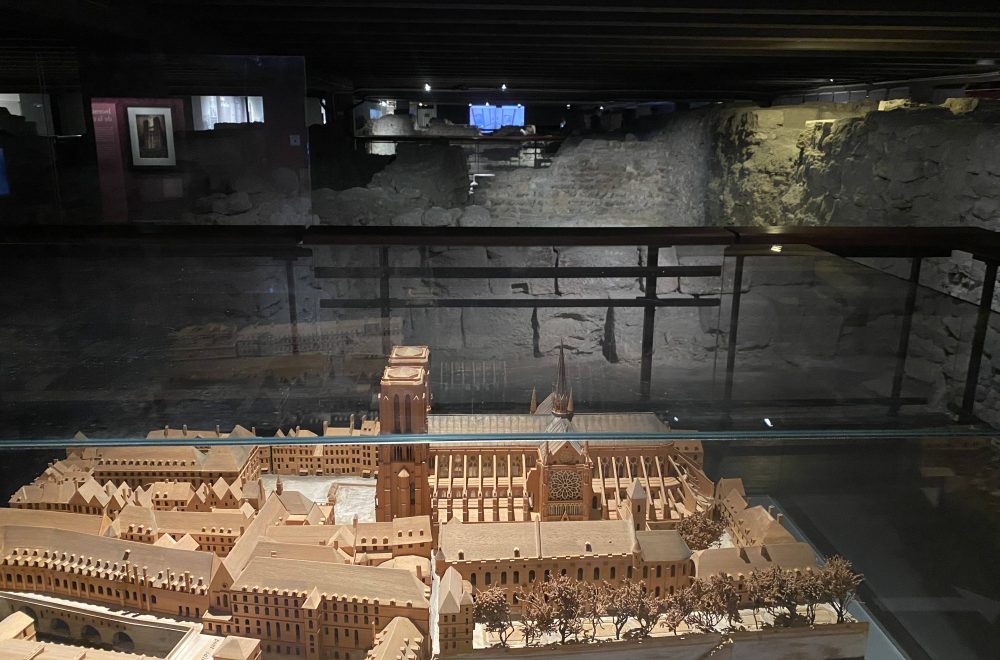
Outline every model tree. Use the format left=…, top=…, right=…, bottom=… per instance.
left=473, top=585, right=514, bottom=647
left=820, top=556, right=863, bottom=623
left=676, top=510, right=726, bottom=550
left=797, top=570, right=825, bottom=625
left=606, top=579, right=642, bottom=640
left=750, top=566, right=801, bottom=624
left=633, top=588, right=665, bottom=637
left=518, top=583, right=555, bottom=646
left=660, top=587, right=693, bottom=635
left=746, top=568, right=769, bottom=628
left=581, top=582, right=610, bottom=641
left=685, top=576, right=729, bottom=631
left=545, top=574, right=586, bottom=643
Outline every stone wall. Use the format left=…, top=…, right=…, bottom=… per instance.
left=475, top=110, right=712, bottom=226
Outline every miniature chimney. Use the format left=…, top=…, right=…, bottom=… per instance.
left=349, top=414, right=356, bottom=429
left=776, top=513, right=784, bottom=525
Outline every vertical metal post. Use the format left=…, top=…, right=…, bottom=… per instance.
left=723, top=255, right=745, bottom=403
left=889, top=258, right=921, bottom=416
left=284, top=258, right=300, bottom=355
left=639, top=245, right=659, bottom=401
left=961, top=259, right=998, bottom=419
left=379, top=246, right=392, bottom=356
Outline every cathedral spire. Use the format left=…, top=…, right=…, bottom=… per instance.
left=552, top=343, right=572, bottom=418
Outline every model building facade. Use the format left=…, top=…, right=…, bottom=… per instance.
left=376, top=345, right=713, bottom=528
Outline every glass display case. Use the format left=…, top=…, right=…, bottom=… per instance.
left=0, top=225, right=997, bottom=660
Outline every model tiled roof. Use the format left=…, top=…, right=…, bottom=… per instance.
left=212, top=635, right=262, bottom=660
left=437, top=566, right=473, bottom=614
left=9, top=477, right=118, bottom=509
left=0, top=638, right=147, bottom=659
left=427, top=412, right=668, bottom=435
left=231, top=557, right=428, bottom=606
left=693, top=542, right=818, bottom=578
left=0, top=525, right=219, bottom=593
left=735, top=505, right=796, bottom=546
left=212, top=636, right=260, bottom=660
left=626, top=478, right=647, bottom=500
left=111, top=504, right=250, bottom=538
left=366, top=616, right=425, bottom=660
left=249, top=539, right=351, bottom=565
left=634, top=530, right=692, bottom=562
left=84, top=444, right=255, bottom=474
left=439, top=518, right=685, bottom=563
left=223, top=496, right=289, bottom=578
left=142, top=481, right=203, bottom=504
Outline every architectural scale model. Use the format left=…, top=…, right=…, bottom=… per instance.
left=0, top=346, right=865, bottom=660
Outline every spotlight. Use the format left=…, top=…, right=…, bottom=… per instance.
left=424, top=83, right=431, bottom=92
left=566, top=104, right=571, bottom=109
left=599, top=105, right=605, bottom=111
left=501, top=83, right=507, bottom=91
left=770, top=244, right=783, bottom=253
left=828, top=78, right=835, bottom=83
left=764, top=418, right=774, bottom=428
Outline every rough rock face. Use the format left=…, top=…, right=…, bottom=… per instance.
left=711, top=99, right=1000, bottom=229
left=313, top=143, right=469, bottom=225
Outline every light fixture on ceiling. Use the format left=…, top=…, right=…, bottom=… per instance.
left=566, top=104, right=571, bottom=109
left=764, top=417, right=774, bottom=427
left=828, top=78, right=835, bottom=83
left=501, top=83, right=507, bottom=91
left=770, top=244, right=783, bottom=253
left=599, top=105, right=605, bottom=111
left=423, top=83, right=431, bottom=92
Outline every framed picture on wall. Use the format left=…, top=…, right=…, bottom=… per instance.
left=126, top=106, right=176, bottom=166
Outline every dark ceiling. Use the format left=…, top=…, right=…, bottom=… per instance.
left=4, top=1, right=1000, bottom=104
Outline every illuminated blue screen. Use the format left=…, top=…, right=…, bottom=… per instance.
left=0, top=149, right=8, bottom=197
left=469, top=105, right=524, bottom=131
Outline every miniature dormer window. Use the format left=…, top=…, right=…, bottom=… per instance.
left=585, top=542, right=592, bottom=552
left=513, top=548, right=520, bottom=558
left=458, top=551, right=465, bottom=560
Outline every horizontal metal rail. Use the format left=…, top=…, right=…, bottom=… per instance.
left=315, top=265, right=722, bottom=278
left=321, top=296, right=719, bottom=309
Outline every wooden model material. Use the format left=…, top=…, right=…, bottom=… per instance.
left=0, top=344, right=827, bottom=660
